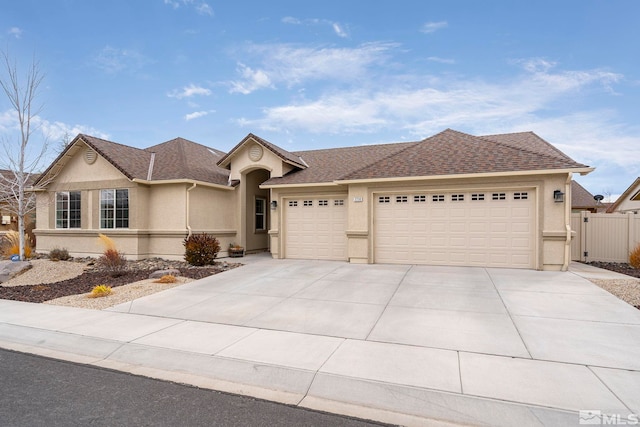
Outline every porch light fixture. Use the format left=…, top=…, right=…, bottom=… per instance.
left=270, top=200, right=278, bottom=210
left=553, top=190, right=565, bottom=203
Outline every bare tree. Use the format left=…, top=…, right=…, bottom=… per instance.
left=0, top=49, right=48, bottom=260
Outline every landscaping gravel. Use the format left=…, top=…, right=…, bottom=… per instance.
left=586, top=261, right=640, bottom=310
left=0, top=258, right=239, bottom=304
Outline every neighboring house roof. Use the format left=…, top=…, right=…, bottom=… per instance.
left=606, top=177, right=640, bottom=213
left=35, top=134, right=230, bottom=187
left=571, top=181, right=599, bottom=210
left=0, top=169, right=40, bottom=186
left=217, top=133, right=308, bottom=170
left=263, top=128, right=590, bottom=186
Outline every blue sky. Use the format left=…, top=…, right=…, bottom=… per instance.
left=1, top=0, right=639, bottom=200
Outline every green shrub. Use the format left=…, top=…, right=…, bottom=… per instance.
left=49, top=247, right=70, bottom=261
left=183, top=233, right=220, bottom=266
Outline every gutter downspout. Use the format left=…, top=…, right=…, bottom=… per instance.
left=563, top=173, right=572, bottom=271
left=186, top=183, right=197, bottom=238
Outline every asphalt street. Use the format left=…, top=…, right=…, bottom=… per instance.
left=0, top=348, right=392, bottom=427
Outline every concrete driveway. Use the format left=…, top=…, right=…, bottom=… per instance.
left=1, top=255, right=639, bottom=426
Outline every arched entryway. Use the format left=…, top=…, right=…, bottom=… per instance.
left=242, top=168, right=270, bottom=253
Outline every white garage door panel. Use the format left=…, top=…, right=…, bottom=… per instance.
left=374, top=190, right=535, bottom=268
left=285, top=197, right=347, bottom=260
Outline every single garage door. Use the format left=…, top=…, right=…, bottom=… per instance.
left=374, top=190, right=535, bottom=268
left=284, top=196, right=347, bottom=260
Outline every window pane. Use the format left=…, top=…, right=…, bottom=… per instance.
left=56, top=192, right=69, bottom=228
left=255, top=198, right=265, bottom=231
left=115, top=189, right=129, bottom=228
left=100, top=189, right=114, bottom=228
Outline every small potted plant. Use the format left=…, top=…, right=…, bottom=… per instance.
left=228, top=243, right=245, bottom=258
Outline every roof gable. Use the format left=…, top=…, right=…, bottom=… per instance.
left=217, top=133, right=307, bottom=170
left=34, top=134, right=152, bottom=186
left=36, top=134, right=230, bottom=188
left=606, top=177, right=640, bottom=213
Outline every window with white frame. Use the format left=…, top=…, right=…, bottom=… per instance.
left=100, top=189, right=129, bottom=229
left=56, top=191, right=81, bottom=229
left=255, top=197, right=266, bottom=231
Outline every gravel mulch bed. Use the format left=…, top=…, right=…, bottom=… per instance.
left=587, top=261, right=640, bottom=279
left=0, top=258, right=240, bottom=303
left=585, top=261, right=640, bottom=310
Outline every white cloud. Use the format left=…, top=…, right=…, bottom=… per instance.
left=420, top=21, right=448, bottom=34
left=281, top=16, right=349, bottom=38
left=7, top=27, right=22, bottom=39
left=92, top=46, right=150, bottom=74
left=185, top=110, right=214, bottom=121
left=228, top=42, right=394, bottom=94
left=281, top=16, right=301, bottom=25
left=164, top=0, right=213, bottom=16
left=238, top=60, right=624, bottom=142
left=332, top=23, right=348, bottom=38
left=229, top=64, right=273, bottom=94
left=167, top=83, right=212, bottom=99
left=427, top=56, right=455, bottom=64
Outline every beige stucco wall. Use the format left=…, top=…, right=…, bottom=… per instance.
left=34, top=143, right=239, bottom=260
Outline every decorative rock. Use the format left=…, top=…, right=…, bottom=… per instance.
left=149, top=268, right=181, bottom=279
left=0, top=260, right=32, bottom=283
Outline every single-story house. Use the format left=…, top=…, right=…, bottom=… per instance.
left=33, top=129, right=592, bottom=270
left=606, top=177, right=640, bottom=214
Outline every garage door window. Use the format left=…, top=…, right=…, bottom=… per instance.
left=432, top=195, right=445, bottom=202
left=472, top=193, right=485, bottom=201
left=303, top=200, right=313, bottom=207
left=414, top=195, right=427, bottom=203
left=514, top=192, right=528, bottom=200
left=334, top=199, right=344, bottom=206
left=288, top=200, right=298, bottom=207
left=396, top=196, right=408, bottom=203
left=379, top=196, right=390, bottom=203
left=451, top=194, right=464, bottom=202
left=492, top=193, right=506, bottom=200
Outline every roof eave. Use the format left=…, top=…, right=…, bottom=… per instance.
left=132, top=178, right=235, bottom=191
left=333, top=167, right=595, bottom=185
left=260, top=181, right=343, bottom=189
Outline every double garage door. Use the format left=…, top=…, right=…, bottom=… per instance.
left=375, top=190, right=536, bottom=268
left=283, top=190, right=536, bottom=268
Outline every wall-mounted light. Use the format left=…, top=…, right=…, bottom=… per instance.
left=553, top=190, right=565, bottom=203
left=270, top=200, right=278, bottom=210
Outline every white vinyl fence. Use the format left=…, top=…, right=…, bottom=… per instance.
left=571, top=212, right=640, bottom=263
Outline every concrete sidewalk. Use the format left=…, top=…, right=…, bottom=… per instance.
left=0, top=257, right=639, bottom=426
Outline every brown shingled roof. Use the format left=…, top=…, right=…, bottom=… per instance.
left=35, top=134, right=230, bottom=187
left=264, top=129, right=589, bottom=185
left=145, top=138, right=229, bottom=186
left=571, top=181, right=599, bottom=209
left=79, top=134, right=153, bottom=180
